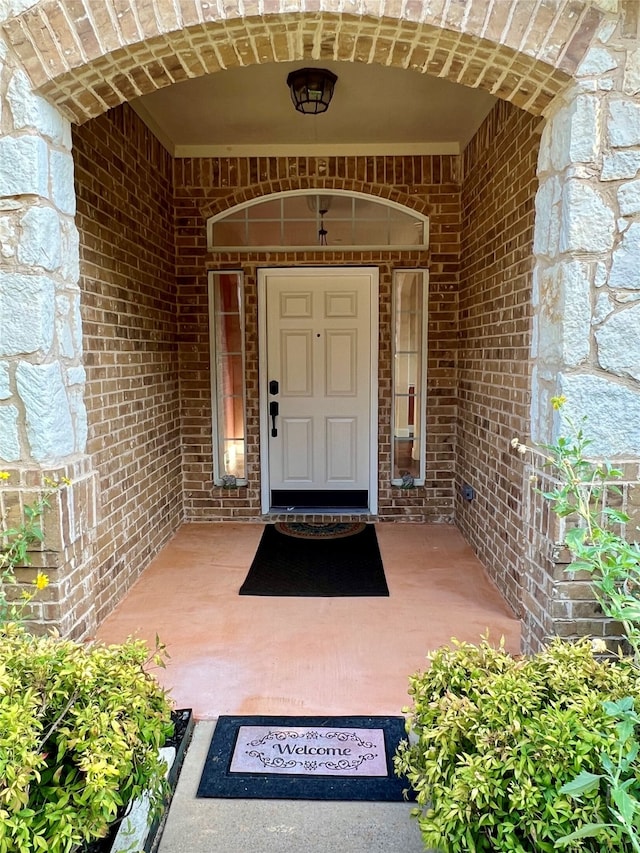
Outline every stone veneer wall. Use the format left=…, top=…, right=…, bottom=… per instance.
left=173, top=155, right=461, bottom=522
left=532, top=20, right=640, bottom=454
left=73, top=105, right=183, bottom=625
left=522, top=20, right=640, bottom=651
left=456, top=101, right=541, bottom=626
left=0, top=38, right=98, bottom=638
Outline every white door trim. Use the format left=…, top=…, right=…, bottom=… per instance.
left=258, top=267, right=379, bottom=515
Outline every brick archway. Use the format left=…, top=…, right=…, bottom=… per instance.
left=200, top=179, right=432, bottom=222
left=1, top=2, right=604, bottom=124
left=3, top=0, right=635, bottom=655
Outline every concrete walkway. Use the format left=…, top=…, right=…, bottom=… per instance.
left=157, top=721, right=427, bottom=853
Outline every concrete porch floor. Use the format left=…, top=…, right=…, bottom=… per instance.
left=95, top=522, right=521, bottom=720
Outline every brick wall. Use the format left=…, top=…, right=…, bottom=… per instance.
left=520, top=449, right=640, bottom=651
left=456, top=100, right=541, bottom=632
left=173, top=156, right=462, bottom=522
left=73, top=105, right=183, bottom=626
left=0, top=460, right=98, bottom=638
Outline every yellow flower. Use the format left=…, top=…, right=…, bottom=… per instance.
left=0, top=471, right=10, bottom=481
left=551, top=395, right=567, bottom=410
left=34, top=572, right=49, bottom=591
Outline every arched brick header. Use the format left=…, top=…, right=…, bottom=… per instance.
left=1, top=1, right=605, bottom=124
left=199, top=178, right=433, bottom=222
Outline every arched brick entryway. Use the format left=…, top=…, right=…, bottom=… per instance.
left=2, top=2, right=602, bottom=122
left=2, top=0, right=639, bottom=655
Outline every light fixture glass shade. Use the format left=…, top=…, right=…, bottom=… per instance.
left=286, top=68, right=338, bottom=115
left=306, top=194, right=333, bottom=214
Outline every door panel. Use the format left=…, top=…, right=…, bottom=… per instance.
left=325, top=331, right=357, bottom=396
left=326, top=418, right=357, bottom=481
left=260, top=268, right=376, bottom=508
left=325, top=290, right=358, bottom=317
left=281, top=331, right=312, bottom=395
left=281, top=418, right=313, bottom=482
left=281, top=291, right=312, bottom=318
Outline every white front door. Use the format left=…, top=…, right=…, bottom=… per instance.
left=259, top=267, right=378, bottom=513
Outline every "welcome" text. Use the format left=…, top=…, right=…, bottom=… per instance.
left=273, top=744, right=352, bottom=756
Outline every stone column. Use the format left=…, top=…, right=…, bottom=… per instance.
left=0, top=26, right=97, bottom=637
left=526, top=16, right=640, bottom=651
left=533, top=18, right=640, bottom=452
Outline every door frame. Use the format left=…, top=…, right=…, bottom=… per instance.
left=258, top=266, right=379, bottom=515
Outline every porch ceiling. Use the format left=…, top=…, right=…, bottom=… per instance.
left=130, top=59, right=498, bottom=157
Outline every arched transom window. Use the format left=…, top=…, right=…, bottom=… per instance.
left=207, top=190, right=429, bottom=251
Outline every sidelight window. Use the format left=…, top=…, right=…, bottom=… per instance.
left=391, top=270, right=428, bottom=486
left=209, top=271, right=247, bottom=486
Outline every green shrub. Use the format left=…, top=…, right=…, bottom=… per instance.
left=0, top=623, right=173, bottom=853
left=514, top=399, right=640, bottom=850
left=394, top=637, right=640, bottom=853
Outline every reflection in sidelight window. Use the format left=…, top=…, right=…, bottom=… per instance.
left=392, top=270, right=428, bottom=486
left=209, top=271, right=247, bottom=485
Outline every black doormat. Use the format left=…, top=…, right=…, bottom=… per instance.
left=238, top=524, right=389, bottom=597
left=196, top=715, right=413, bottom=801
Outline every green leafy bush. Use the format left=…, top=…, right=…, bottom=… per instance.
left=394, top=637, right=640, bottom=853
left=513, top=400, right=640, bottom=850
left=0, top=623, right=173, bottom=853
left=556, top=697, right=640, bottom=851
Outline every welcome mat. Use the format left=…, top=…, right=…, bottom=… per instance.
left=238, top=524, right=389, bottom=597
left=275, top=521, right=367, bottom=539
left=196, top=715, right=412, bottom=801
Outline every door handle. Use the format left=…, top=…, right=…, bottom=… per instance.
left=269, top=401, right=279, bottom=437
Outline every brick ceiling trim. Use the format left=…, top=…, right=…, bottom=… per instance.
left=1, top=2, right=603, bottom=124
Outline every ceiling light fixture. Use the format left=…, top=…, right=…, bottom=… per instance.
left=286, top=68, right=338, bottom=115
